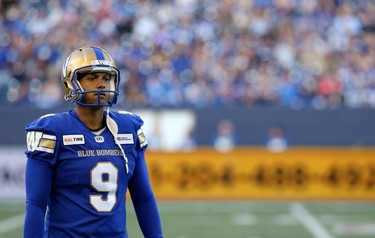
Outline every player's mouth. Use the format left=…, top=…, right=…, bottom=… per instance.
left=95, top=92, right=107, bottom=97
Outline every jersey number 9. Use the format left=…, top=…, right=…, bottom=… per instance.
left=90, top=162, right=118, bottom=212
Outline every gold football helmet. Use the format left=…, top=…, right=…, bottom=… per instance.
left=61, top=46, right=120, bottom=106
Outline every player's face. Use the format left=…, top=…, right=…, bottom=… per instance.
left=79, top=72, right=111, bottom=105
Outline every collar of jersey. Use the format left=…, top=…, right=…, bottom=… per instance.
left=69, top=110, right=108, bottom=134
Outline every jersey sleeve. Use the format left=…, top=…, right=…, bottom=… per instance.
left=24, top=158, right=53, bottom=238
left=119, top=111, right=163, bottom=237
left=128, top=151, right=163, bottom=238
left=25, top=114, right=59, bottom=164
left=24, top=114, right=58, bottom=237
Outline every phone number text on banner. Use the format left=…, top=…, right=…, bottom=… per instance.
left=146, top=148, right=375, bottom=200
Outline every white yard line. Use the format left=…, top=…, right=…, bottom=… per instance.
left=0, top=213, right=24, bottom=234
left=289, top=203, right=334, bottom=238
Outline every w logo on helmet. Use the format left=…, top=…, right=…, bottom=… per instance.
left=92, top=60, right=113, bottom=66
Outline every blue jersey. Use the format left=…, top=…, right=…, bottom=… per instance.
left=24, top=110, right=163, bottom=238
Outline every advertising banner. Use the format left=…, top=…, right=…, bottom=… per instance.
left=1, top=147, right=374, bottom=200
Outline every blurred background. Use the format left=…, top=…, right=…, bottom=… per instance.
left=0, top=0, right=375, bottom=237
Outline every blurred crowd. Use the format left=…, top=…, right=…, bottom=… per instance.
left=0, top=0, right=374, bottom=109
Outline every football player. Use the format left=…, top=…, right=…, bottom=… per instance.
left=24, top=46, right=163, bottom=238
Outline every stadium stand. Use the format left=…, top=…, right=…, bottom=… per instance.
left=0, top=0, right=374, bottom=109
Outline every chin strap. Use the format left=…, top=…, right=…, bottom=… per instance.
left=106, top=107, right=129, bottom=174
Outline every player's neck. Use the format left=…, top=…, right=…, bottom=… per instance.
left=74, top=105, right=105, bottom=131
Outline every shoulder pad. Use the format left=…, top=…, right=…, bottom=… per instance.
left=110, top=110, right=144, bottom=128
left=117, top=110, right=134, bottom=116
left=109, top=110, right=148, bottom=150
left=25, top=113, right=62, bottom=161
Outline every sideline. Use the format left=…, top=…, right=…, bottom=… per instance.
left=290, top=202, right=334, bottom=238
left=0, top=213, right=24, bottom=235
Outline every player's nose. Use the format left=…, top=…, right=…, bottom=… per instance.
left=97, top=77, right=107, bottom=89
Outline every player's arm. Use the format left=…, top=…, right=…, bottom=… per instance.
left=124, top=113, right=163, bottom=237
left=24, top=126, right=57, bottom=238
left=24, top=158, right=53, bottom=238
left=128, top=150, right=163, bottom=238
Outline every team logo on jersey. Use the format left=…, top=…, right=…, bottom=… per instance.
left=95, top=136, right=105, bottom=143
left=116, top=134, right=134, bottom=144
left=138, top=127, right=148, bottom=148
left=27, top=131, right=56, bottom=154
left=63, top=135, right=85, bottom=145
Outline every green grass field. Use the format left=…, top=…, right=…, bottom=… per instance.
left=1, top=200, right=375, bottom=238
